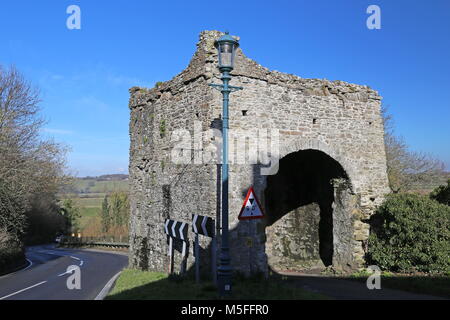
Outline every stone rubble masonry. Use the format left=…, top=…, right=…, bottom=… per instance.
left=129, top=30, right=391, bottom=275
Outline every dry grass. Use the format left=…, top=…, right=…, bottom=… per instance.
left=80, top=217, right=128, bottom=240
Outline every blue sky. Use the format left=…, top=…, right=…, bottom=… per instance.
left=0, top=0, right=449, bottom=176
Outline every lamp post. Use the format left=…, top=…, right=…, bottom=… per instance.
left=209, top=32, right=242, bottom=296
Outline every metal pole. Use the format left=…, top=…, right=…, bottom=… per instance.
left=181, top=241, right=187, bottom=275
left=211, top=235, right=217, bottom=285
left=195, top=234, right=200, bottom=283
left=218, top=69, right=232, bottom=295
left=169, top=236, right=174, bottom=274
left=215, top=164, right=221, bottom=287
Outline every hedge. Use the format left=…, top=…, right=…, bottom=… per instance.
left=368, top=193, right=450, bottom=274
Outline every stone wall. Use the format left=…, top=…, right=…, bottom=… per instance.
left=129, top=30, right=390, bottom=275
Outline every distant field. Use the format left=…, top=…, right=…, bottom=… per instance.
left=76, top=197, right=104, bottom=207
left=73, top=179, right=128, bottom=194
left=76, top=200, right=102, bottom=232
left=408, top=173, right=450, bottom=195
left=62, top=176, right=129, bottom=234
left=78, top=192, right=108, bottom=198
left=79, top=214, right=101, bottom=231
left=80, top=206, right=101, bottom=217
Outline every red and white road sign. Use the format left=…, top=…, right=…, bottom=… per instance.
left=238, top=187, right=265, bottom=220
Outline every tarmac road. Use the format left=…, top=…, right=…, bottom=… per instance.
left=0, top=244, right=128, bottom=300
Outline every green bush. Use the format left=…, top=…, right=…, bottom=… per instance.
left=368, top=193, right=450, bottom=274
left=24, top=195, right=68, bottom=245
left=430, top=179, right=450, bottom=206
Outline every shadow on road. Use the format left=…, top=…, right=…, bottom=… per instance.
left=269, top=270, right=449, bottom=300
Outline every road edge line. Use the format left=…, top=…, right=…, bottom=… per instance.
left=0, top=258, right=32, bottom=278
left=23, top=258, right=33, bottom=271
left=94, top=271, right=122, bottom=300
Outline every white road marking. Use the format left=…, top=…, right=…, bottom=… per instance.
left=37, top=250, right=65, bottom=257
left=23, top=259, right=33, bottom=271
left=0, top=258, right=33, bottom=279
left=37, top=250, right=84, bottom=268
left=71, top=256, right=84, bottom=267
left=0, top=281, right=47, bottom=300
left=95, top=271, right=122, bottom=300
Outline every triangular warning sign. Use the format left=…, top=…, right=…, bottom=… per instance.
left=238, top=187, right=265, bottom=220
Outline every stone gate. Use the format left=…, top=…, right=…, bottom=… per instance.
left=128, top=30, right=390, bottom=275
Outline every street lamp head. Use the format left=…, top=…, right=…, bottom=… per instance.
left=215, top=32, right=239, bottom=71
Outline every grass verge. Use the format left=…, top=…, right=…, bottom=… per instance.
left=106, top=269, right=328, bottom=300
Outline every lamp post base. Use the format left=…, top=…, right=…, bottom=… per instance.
left=217, top=248, right=233, bottom=296
left=217, top=270, right=233, bottom=296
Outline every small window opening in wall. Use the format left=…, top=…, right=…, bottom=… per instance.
left=242, top=110, right=248, bottom=116
left=369, top=121, right=373, bottom=125
left=370, top=197, right=376, bottom=202
left=195, top=113, right=200, bottom=118
left=313, top=118, right=317, bottom=124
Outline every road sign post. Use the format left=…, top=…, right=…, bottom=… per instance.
left=238, top=187, right=264, bottom=275
left=192, top=214, right=216, bottom=284
left=195, top=233, right=200, bottom=283
left=164, top=219, right=189, bottom=275
left=181, top=240, right=188, bottom=274
left=168, top=236, right=174, bottom=274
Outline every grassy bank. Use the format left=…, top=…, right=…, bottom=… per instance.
left=76, top=197, right=102, bottom=232
left=106, top=269, right=328, bottom=300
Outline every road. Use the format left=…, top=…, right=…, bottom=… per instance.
left=0, top=244, right=128, bottom=300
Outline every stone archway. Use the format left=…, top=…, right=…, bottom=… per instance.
left=263, top=148, right=358, bottom=272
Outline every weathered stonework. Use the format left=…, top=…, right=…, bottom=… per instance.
left=129, top=31, right=390, bottom=275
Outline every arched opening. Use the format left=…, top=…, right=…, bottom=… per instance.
left=264, top=149, right=355, bottom=272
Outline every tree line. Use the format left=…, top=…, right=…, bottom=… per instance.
left=382, top=106, right=446, bottom=193
left=100, top=192, right=130, bottom=236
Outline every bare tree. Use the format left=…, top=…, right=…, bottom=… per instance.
left=0, top=65, right=70, bottom=193
left=0, top=65, right=70, bottom=242
left=382, top=106, right=445, bottom=193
